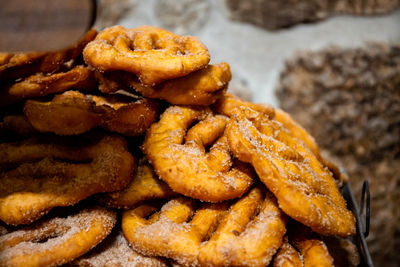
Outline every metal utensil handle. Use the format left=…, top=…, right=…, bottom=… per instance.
left=360, top=180, right=370, bottom=238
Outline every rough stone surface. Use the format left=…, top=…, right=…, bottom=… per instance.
left=276, top=44, right=400, bottom=267
left=155, top=0, right=210, bottom=35
left=94, top=0, right=138, bottom=30
left=225, top=0, right=400, bottom=30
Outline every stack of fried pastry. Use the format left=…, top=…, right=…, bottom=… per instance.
left=0, top=25, right=358, bottom=267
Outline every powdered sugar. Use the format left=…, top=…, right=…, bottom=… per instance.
left=0, top=207, right=116, bottom=266
left=0, top=134, right=133, bottom=225
left=143, top=105, right=253, bottom=202
left=74, top=231, right=168, bottom=267
left=226, top=106, right=355, bottom=236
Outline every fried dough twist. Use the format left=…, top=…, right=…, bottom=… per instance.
left=226, top=106, right=355, bottom=236
left=71, top=230, right=168, bottom=267
left=275, top=108, right=348, bottom=186
left=143, top=105, right=254, bottom=202
left=273, top=238, right=303, bottom=267
left=289, top=225, right=335, bottom=267
left=274, top=108, right=320, bottom=158
left=0, top=134, right=134, bottom=225
left=0, top=29, right=97, bottom=83
left=294, top=239, right=334, bottom=267
left=212, top=93, right=275, bottom=119
left=274, top=225, right=337, bottom=267
left=99, top=157, right=176, bottom=209
left=0, top=115, right=37, bottom=137
left=122, top=185, right=286, bottom=267
left=0, top=66, right=95, bottom=106
left=215, top=93, right=347, bottom=187
left=97, top=63, right=231, bottom=106
left=24, top=91, right=160, bottom=136
left=84, top=25, right=210, bottom=86
left=0, top=207, right=116, bottom=267
left=198, top=186, right=287, bottom=267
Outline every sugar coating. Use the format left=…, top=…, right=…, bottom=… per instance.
left=99, top=157, right=176, bottom=209
left=73, top=231, right=168, bottom=267
left=4, top=65, right=92, bottom=105
left=143, top=105, right=254, bottom=202
left=290, top=229, right=334, bottom=267
left=0, top=207, right=116, bottom=267
left=123, top=185, right=286, bottom=267
left=24, top=90, right=160, bottom=136
left=83, top=25, right=210, bottom=86
left=273, top=239, right=303, bottom=267
left=124, top=63, right=231, bottom=106
left=226, top=106, right=355, bottom=236
left=0, top=134, right=133, bottom=225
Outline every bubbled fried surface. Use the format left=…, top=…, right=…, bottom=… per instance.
left=97, top=63, right=231, bottom=106
left=0, top=134, right=134, bottom=225
left=0, top=65, right=95, bottom=107
left=83, top=25, right=210, bottom=86
left=143, top=105, right=254, bottom=202
left=226, top=106, right=355, bottom=236
left=71, top=230, right=168, bottom=267
left=273, top=238, right=302, bottom=267
left=24, top=91, right=160, bottom=136
left=0, top=206, right=116, bottom=267
left=99, top=157, right=176, bottom=209
left=0, top=29, right=97, bottom=83
left=122, top=185, right=286, bottom=267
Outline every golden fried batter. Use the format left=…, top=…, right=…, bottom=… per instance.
left=0, top=115, right=37, bottom=137
left=0, top=29, right=97, bottom=83
left=273, top=238, right=303, bottom=267
left=143, top=105, right=254, bottom=202
left=226, top=106, right=355, bottom=236
left=24, top=91, right=160, bottom=136
left=0, top=65, right=95, bottom=106
left=212, top=92, right=275, bottom=119
left=99, top=157, right=176, bottom=209
left=122, top=63, right=230, bottom=106
left=0, top=207, right=116, bottom=267
left=84, top=25, right=210, bottom=86
left=290, top=225, right=335, bottom=267
left=0, top=134, right=134, bottom=225
left=71, top=230, right=168, bottom=267
left=275, top=108, right=348, bottom=186
left=122, top=185, right=286, bottom=267
left=198, top=186, right=287, bottom=267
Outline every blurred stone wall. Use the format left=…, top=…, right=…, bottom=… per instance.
left=225, top=0, right=400, bottom=30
